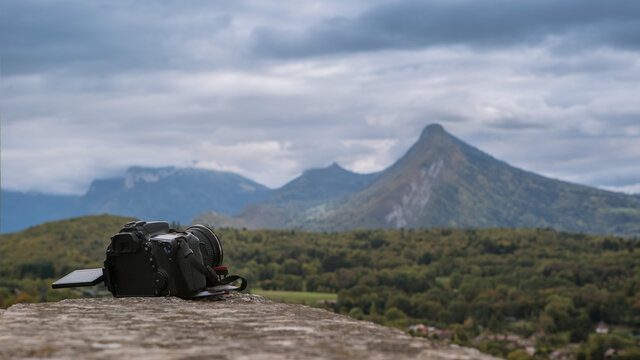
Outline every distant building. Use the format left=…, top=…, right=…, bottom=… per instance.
left=596, top=322, right=609, bottom=334
left=409, top=324, right=427, bottom=335
left=407, top=324, right=452, bottom=340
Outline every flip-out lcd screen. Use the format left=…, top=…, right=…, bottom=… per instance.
left=52, top=268, right=104, bottom=288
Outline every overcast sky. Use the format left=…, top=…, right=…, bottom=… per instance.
left=1, top=0, right=639, bottom=195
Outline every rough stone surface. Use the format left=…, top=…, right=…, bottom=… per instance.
left=0, top=294, right=498, bottom=359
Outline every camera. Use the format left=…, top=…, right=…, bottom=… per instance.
left=52, top=221, right=246, bottom=298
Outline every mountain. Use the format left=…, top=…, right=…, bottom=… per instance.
left=194, top=163, right=379, bottom=229
left=75, top=166, right=271, bottom=222
left=200, top=124, right=640, bottom=237
left=4, top=124, right=640, bottom=236
left=1, top=167, right=271, bottom=233
left=318, top=124, right=640, bottom=235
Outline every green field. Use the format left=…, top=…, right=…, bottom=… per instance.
left=251, top=289, right=337, bottom=306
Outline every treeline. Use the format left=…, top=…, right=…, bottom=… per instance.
left=0, top=215, right=135, bottom=305
left=1, top=216, right=639, bottom=358
left=217, top=227, right=640, bottom=359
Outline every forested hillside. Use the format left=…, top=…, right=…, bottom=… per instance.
left=1, top=215, right=639, bottom=358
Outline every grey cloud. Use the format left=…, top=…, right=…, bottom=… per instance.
left=251, top=0, right=640, bottom=57
left=533, top=53, right=633, bottom=76
left=593, top=112, right=640, bottom=129
left=2, top=1, right=640, bottom=195
left=487, top=118, right=547, bottom=130
left=1, top=0, right=234, bottom=75
left=561, top=163, right=640, bottom=189
left=543, top=94, right=592, bottom=109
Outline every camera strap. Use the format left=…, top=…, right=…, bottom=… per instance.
left=178, top=238, right=247, bottom=291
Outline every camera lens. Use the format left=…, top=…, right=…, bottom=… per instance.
left=186, top=224, right=223, bottom=268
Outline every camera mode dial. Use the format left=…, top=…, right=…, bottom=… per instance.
left=152, top=271, right=168, bottom=293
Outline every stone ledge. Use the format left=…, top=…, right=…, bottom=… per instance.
left=0, top=294, right=498, bottom=360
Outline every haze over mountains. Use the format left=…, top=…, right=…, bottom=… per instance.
left=1, top=167, right=270, bottom=233
left=3, top=124, right=640, bottom=236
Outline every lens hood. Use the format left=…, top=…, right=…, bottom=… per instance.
left=186, top=224, right=223, bottom=267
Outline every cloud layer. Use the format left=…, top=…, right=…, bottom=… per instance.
left=1, top=0, right=639, bottom=194
left=251, top=0, right=640, bottom=57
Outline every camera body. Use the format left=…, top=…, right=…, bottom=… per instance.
left=53, top=220, right=245, bottom=299
left=104, top=221, right=212, bottom=297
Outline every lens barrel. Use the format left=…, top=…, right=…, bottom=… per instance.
left=186, top=224, right=223, bottom=267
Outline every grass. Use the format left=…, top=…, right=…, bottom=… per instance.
left=251, top=289, right=337, bottom=306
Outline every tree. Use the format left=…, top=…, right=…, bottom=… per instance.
left=506, top=349, right=532, bottom=360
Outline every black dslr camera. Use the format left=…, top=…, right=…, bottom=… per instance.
left=52, top=221, right=246, bottom=298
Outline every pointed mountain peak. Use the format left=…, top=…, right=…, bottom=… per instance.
left=328, top=162, right=344, bottom=171
left=419, top=123, right=447, bottom=140
left=303, top=162, right=348, bottom=176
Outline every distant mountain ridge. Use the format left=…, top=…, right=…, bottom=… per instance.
left=1, top=167, right=271, bottom=233
left=4, top=124, right=640, bottom=236
left=194, top=162, right=379, bottom=229
left=197, top=124, right=640, bottom=237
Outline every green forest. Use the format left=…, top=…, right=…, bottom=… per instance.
left=1, top=215, right=639, bottom=359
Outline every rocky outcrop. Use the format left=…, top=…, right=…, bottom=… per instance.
left=0, top=294, right=498, bottom=359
